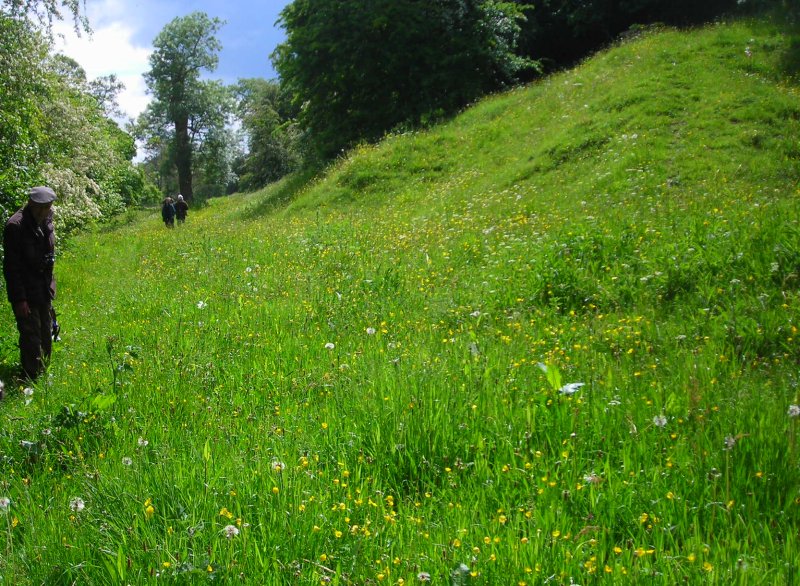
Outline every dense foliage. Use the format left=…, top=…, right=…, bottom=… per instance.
left=0, top=9, right=146, bottom=236
left=272, top=0, right=533, bottom=160
left=512, top=0, right=744, bottom=69
left=0, top=15, right=47, bottom=214
left=233, top=78, right=302, bottom=192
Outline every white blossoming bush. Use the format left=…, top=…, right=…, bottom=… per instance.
left=41, top=165, right=103, bottom=236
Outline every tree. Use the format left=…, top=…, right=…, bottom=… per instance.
left=1, top=0, right=89, bottom=34
left=143, top=12, right=224, bottom=201
left=511, top=0, right=743, bottom=72
left=234, top=78, right=302, bottom=190
left=272, top=0, right=533, bottom=161
left=0, top=14, right=48, bottom=213
left=1, top=6, right=147, bottom=232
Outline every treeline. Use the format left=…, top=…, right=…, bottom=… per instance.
left=0, top=0, right=790, bottom=234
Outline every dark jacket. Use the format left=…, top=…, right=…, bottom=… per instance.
left=162, top=201, right=176, bottom=221
left=175, top=200, right=188, bottom=220
left=3, top=206, right=56, bottom=305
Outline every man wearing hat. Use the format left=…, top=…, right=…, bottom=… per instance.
left=3, top=186, right=57, bottom=382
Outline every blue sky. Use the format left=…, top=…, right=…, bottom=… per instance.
left=55, top=0, right=292, bottom=121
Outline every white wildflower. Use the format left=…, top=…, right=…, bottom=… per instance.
left=137, top=437, right=149, bottom=447
left=417, top=572, right=431, bottom=582
left=121, top=457, right=133, bottom=466
left=324, top=342, right=335, bottom=350
left=0, top=497, right=10, bottom=510
left=366, top=327, right=376, bottom=335
left=653, top=415, right=668, bottom=428
left=788, top=405, right=800, bottom=418
left=197, top=300, right=207, bottom=309
left=222, top=524, right=240, bottom=539
left=724, top=436, right=737, bottom=451
left=69, top=497, right=85, bottom=512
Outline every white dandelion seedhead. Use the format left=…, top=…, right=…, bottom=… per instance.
left=69, top=497, right=85, bottom=513
left=416, top=571, right=431, bottom=581
left=271, top=459, right=286, bottom=473
left=137, top=437, right=149, bottom=447
left=197, top=300, right=207, bottom=310
left=724, top=435, right=737, bottom=451
left=324, top=342, right=335, bottom=350
left=366, top=327, right=376, bottom=335
left=23, top=387, right=33, bottom=397
left=222, top=524, right=240, bottom=538
left=788, top=404, right=800, bottom=418
left=653, top=414, right=668, bottom=428
left=0, top=496, right=11, bottom=510
left=558, top=382, right=585, bottom=395
left=121, top=457, right=133, bottom=466
left=583, top=472, right=602, bottom=485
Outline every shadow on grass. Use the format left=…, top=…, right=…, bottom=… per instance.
left=0, top=360, right=22, bottom=393
left=237, top=168, right=319, bottom=221
left=781, top=34, right=800, bottom=80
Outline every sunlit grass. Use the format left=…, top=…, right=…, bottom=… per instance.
left=1, top=17, right=800, bottom=585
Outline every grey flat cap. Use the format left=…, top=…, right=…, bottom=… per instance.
left=28, top=186, right=57, bottom=204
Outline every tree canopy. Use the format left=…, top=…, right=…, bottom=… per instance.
left=233, top=78, right=302, bottom=191
left=0, top=11, right=146, bottom=234
left=273, top=0, right=533, bottom=160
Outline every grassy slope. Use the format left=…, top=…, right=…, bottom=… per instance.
left=1, top=17, right=800, bottom=585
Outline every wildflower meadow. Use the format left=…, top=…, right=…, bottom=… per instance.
left=1, top=17, right=800, bottom=585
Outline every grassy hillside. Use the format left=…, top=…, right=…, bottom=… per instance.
left=1, top=17, right=800, bottom=585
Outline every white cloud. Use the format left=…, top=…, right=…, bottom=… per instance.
left=53, top=8, right=152, bottom=122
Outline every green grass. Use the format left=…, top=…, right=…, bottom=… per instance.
left=2, top=17, right=800, bottom=585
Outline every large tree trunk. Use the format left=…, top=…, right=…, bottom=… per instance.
left=175, top=116, right=193, bottom=201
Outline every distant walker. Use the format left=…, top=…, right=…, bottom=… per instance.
left=161, top=196, right=176, bottom=228
left=175, top=194, right=189, bottom=225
